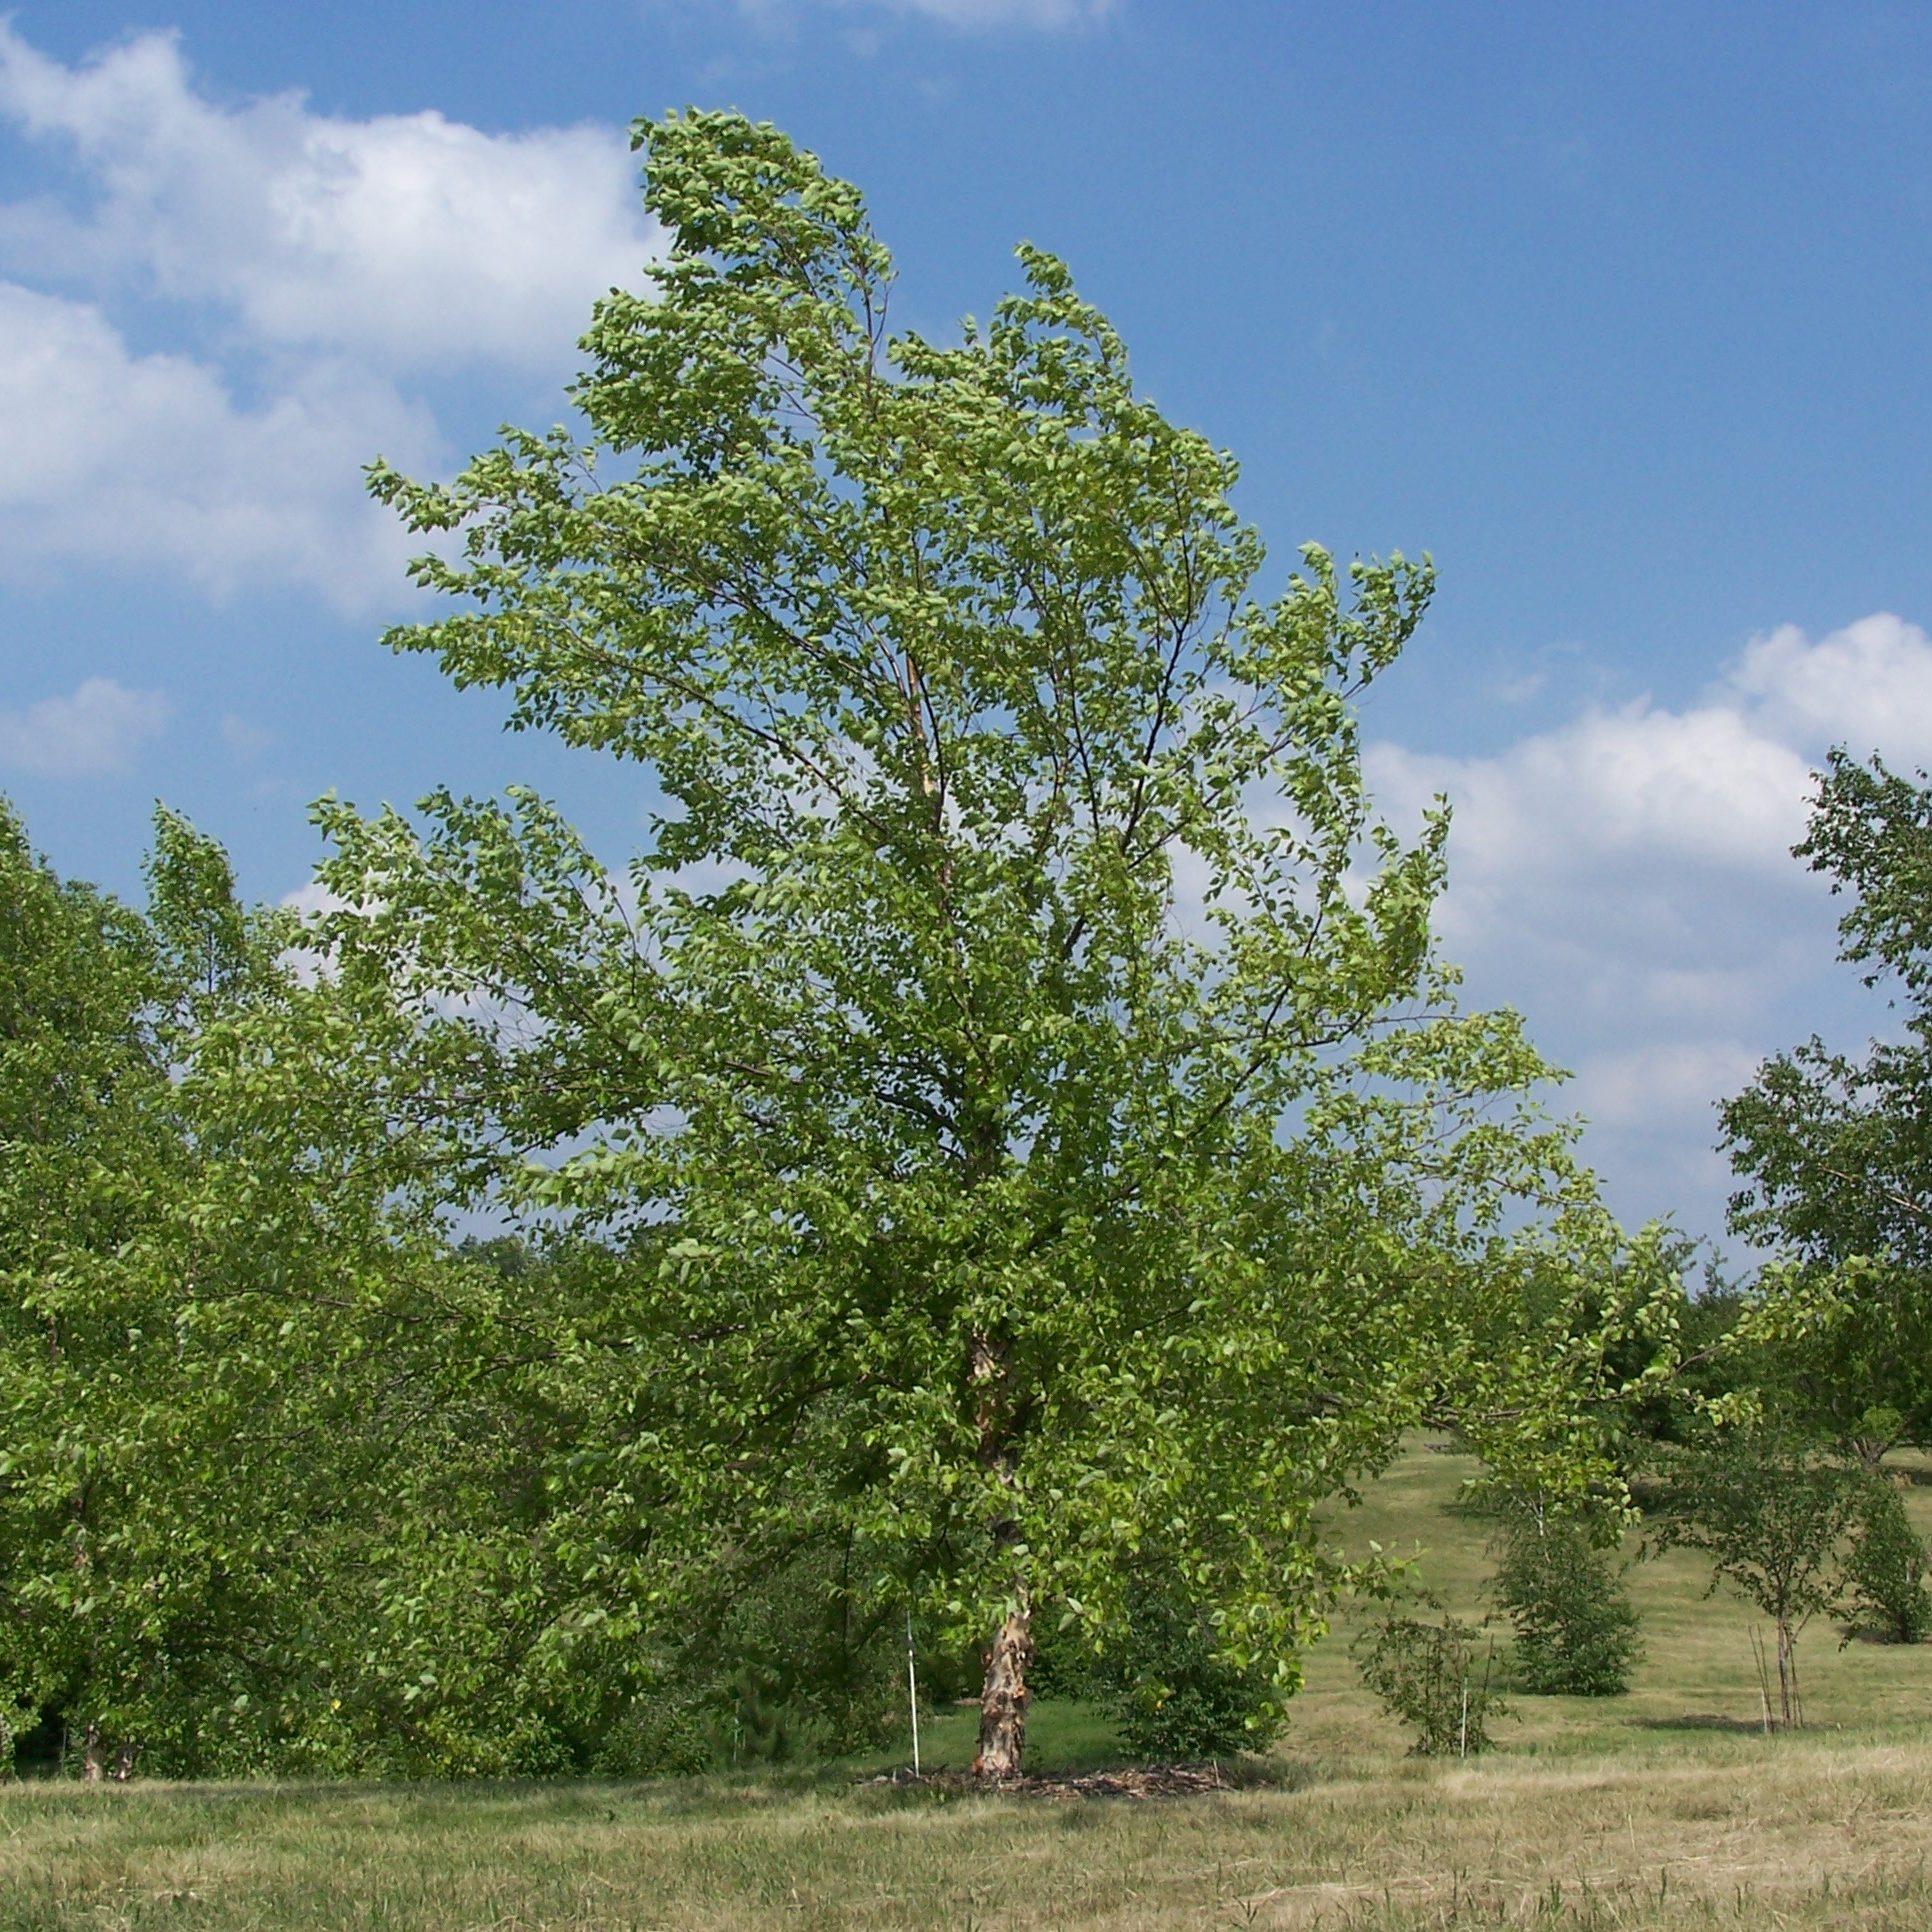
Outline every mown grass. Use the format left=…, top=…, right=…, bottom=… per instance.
left=11, top=1439, right=1932, bottom=1929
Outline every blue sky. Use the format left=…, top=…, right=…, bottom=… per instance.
left=2, top=1, right=1929, bottom=1251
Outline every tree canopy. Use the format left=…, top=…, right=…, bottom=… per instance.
left=308, top=111, right=1667, bottom=1778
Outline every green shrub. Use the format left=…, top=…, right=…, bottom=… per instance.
left=1491, top=1515, right=1643, bottom=1695
left=1844, top=1477, right=1932, bottom=1644
left=577, top=1533, right=908, bottom=1777
left=1353, top=1607, right=1506, bottom=1757
left=1103, top=1591, right=1282, bottom=1761
left=590, top=1691, right=716, bottom=1779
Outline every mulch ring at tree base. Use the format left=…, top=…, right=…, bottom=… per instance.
left=864, top=1763, right=1255, bottom=1799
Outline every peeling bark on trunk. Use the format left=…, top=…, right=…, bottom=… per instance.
left=968, top=1327, right=1032, bottom=1781
left=973, top=1591, right=1034, bottom=1781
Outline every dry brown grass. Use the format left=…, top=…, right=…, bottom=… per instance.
left=9, top=1739, right=1932, bottom=1928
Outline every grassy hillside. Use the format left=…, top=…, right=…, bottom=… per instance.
left=1294, top=1434, right=1932, bottom=1759
left=11, top=1437, right=1932, bottom=1929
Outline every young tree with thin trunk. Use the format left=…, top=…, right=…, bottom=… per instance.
left=1655, top=1428, right=1859, bottom=1728
left=317, top=111, right=1668, bottom=1780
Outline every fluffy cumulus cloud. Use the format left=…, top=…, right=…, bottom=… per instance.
left=0, top=24, right=661, bottom=606
left=0, top=283, right=437, bottom=608
left=1726, top=615, right=1932, bottom=765
left=1366, top=614, right=1932, bottom=1244
left=0, top=25, right=658, bottom=372
left=0, top=676, right=170, bottom=778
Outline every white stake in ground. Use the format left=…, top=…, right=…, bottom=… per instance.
left=906, top=1610, right=920, bottom=1776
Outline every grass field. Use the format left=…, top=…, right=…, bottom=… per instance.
left=11, top=1438, right=1932, bottom=1929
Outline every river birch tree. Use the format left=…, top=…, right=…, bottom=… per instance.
left=315, top=111, right=1661, bottom=1779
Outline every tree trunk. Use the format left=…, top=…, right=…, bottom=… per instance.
left=1775, top=1617, right=1799, bottom=1729
left=80, top=1721, right=103, bottom=1785
left=973, top=1591, right=1034, bottom=1782
left=967, top=1322, right=1031, bottom=1783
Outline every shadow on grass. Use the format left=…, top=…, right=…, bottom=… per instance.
left=1630, top=1714, right=1771, bottom=1735
left=844, top=1753, right=1324, bottom=1812
left=1, top=1756, right=1322, bottom=1825
left=1837, top=1623, right=1930, bottom=1647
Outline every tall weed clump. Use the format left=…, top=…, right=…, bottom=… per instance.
left=1353, top=1605, right=1506, bottom=1757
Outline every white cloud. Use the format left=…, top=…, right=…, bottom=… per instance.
left=0, top=25, right=659, bottom=374
left=1366, top=613, right=1932, bottom=1244
left=280, top=879, right=347, bottom=919
left=1571, top=1039, right=1767, bottom=1136
left=0, top=676, right=170, bottom=777
left=1566, top=1041, right=1765, bottom=1251
left=1368, top=613, right=1932, bottom=1014
left=0, top=282, right=437, bottom=609
left=0, top=24, right=669, bottom=606
left=1373, top=700, right=1816, bottom=887
left=1365, top=702, right=1823, bottom=1064
left=275, top=879, right=352, bottom=989
left=1725, top=613, right=1932, bottom=766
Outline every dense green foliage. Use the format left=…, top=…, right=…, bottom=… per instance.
left=0, top=804, right=181, bottom=1772
left=0, top=807, right=911, bottom=1777
left=1843, top=1476, right=1932, bottom=1645
left=0, top=804, right=462, bottom=1774
left=1101, top=1576, right=1281, bottom=1760
left=1490, top=1513, right=1642, bottom=1696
